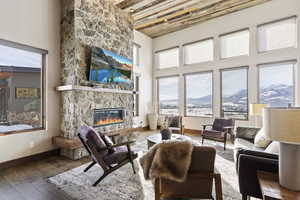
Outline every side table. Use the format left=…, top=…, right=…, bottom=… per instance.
left=257, top=171, right=300, bottom=200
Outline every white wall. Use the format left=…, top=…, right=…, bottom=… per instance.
left=0, top=0, right=61, bottom=163
left=133, top=30, right=153, bottom=127
left=153, top=0, right=300, bottom=130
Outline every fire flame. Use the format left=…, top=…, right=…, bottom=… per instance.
left=95, top=117, right=123, bottom=126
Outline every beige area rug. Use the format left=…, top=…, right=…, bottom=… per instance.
left=48, top=131, right=242, bottom=200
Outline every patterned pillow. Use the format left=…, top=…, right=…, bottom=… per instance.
left=101, top=135, right=116, bottom=153
left=254, top=128, right=272, bottom=148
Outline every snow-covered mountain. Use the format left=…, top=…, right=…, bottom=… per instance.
left=160, top=84, right=293, bottom=108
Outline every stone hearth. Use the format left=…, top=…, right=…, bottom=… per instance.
left=57, top=0, right=134, bottom=160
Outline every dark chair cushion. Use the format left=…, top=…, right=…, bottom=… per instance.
left=212, top=118, right=234, bottom=132
left=203, top=130, right=225, bottom=138
left=103, top=146, right=137, bottom=165
left=86, top=129, right=108, bottom=156
left=168, top=116, right=181, bottom=128
left=236, top=127, right=261, bottom=143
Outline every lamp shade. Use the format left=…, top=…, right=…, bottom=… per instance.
left=250, top=103, right=267, bottom=116
left=264, top=107, right=300, bottom=144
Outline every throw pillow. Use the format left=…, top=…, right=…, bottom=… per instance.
left=265, top=141, right=280, bottom=154
left=254, top=128, right=272, bottom=148
left=102, top=135, right=116, bottom=153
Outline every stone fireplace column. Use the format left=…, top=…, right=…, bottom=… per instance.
left=56, top=0, right=133, bottom=160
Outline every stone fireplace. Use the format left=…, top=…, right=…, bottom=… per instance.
left=56, top=0, right=134, bottom=160
left=93, top=108, right=125, bottom=127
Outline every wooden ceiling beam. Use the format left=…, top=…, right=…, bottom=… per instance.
left=115, top=0, right=146, bottom=9
left=124, top=0, right=170, bottom=12
left=145, top=0, right=270, bottom=37
left=134, top=0, right=223, bottom=26
left=134, top=0, right=224, bottom=30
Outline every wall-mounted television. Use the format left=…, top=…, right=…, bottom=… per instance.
left=89, top=47, right=133, bottom=84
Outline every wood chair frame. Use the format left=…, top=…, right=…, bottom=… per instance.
left=155, top=172, right=223, bottom=200
left=78, top=132, right=136, bottom=186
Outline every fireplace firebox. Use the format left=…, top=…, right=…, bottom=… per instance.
left=93, top=108, right=125, bottom=127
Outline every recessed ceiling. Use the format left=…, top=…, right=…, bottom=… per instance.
left=114, top=0, right=271, bottom=38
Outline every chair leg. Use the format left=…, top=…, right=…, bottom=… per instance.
left=242, top=194, right=250, bottom=200
left=131, top=160, right=136, bottom=174
left=93, top=172, right=109, bottom=187
left=155, top=179, right=161, bottom=200
left=214, top=173, right=223, bottom=200
left=224, top=138, right=227, bottom=150
left=84, top=161, right=96, bottom=172
left=202, top=137, right=204, bottom=145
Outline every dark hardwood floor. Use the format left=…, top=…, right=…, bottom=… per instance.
left=0, top=155, right=90, bottom=200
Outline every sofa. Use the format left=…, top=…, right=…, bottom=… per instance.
left=234, top=127, right=264, bottom=161
left=234, top=127, right=279, bottom=200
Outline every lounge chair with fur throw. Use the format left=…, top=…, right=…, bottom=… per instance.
left=140, top=141, right=222, bottom=200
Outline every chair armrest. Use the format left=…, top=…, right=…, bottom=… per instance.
left=223, top=126, right=234, bottom=129
left=238, top=154, right=278, bottom=198
left=109, top=141, right=135, bottom=149
left=202, top=124, right=213, bottom=130
left=98, top=141, right=135, bottom=151
left=235, top=127, right=261, bottom=142
left=106, top=133, right=120, bottom=143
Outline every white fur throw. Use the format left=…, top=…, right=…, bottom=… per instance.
left=140, top=140, right=194, bottom=182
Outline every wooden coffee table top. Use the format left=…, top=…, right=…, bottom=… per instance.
left=147, top=133, right=191, bottom=144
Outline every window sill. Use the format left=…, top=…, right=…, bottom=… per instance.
left=184, top=115, right=213, bottom=119
left=0, top=128, right=45, bottom=136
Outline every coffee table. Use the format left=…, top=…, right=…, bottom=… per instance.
left=147, top=133, right=191, bottom=149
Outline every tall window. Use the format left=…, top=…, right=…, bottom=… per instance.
left=259, top=61, right=295, bottom=107
left=0, top=40, right=46, bottom=134
left=221, top=67, right=248, bottom=119
left=133, top=75, right=140, bottom=116
left=258, top=17, right=297, bottom=52
left=185, top=72, right=213, bottom=117
left=183, top=39, right=214, bottom=64
left=133, top=43, right=140, bottom=67
left=220, top=29, right=249, bottom=58
left=156, top=47, right=179, bottom=69
left=158, top=76, right=179, bottom=115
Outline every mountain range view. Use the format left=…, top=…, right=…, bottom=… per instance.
left=160, top=84, right=293, bottom=108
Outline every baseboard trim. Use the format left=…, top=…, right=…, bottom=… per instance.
left=0, top=149, right=60, bottom=170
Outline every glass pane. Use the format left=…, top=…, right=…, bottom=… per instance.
left=259, top=62, right=294, bottom=107
left=185, top=73, right=213, bottom=117
left=158, top=77, right=179, bottom=115
left=258, top=17, right=297, bottom=52
left=220, top=30, right=249, bottom=58
left=0, top=43, right=43, bottom=133
left=156, top=48, right=179, bottom=69
left=184, top=39, right=213, bottom=64
left=221, top=68, right=248, bottom=119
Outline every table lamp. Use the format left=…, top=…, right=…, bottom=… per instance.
left=264, top=107, right=300, bottom=191
left=250, top=103, right=267, bottom=127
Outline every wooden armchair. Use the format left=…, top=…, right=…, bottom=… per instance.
left=155, top=146, right=222, bottom=200
left=202, top=118, right=235, bottom=150
left=166, top=115, right=184, bottom=134
left=78, top=125, right=137, bottom=186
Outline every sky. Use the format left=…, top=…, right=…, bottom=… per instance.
left=159, top=77, right=179, bottom=100
left=222, top=69, right=247, bottom=96
left=0, top=44, right=42, bottom=68
left=103, top=49, right=132, bottom=65
left=186, top=73, right=212, bottom=98
left=260, top=63, right=294, bottom=88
